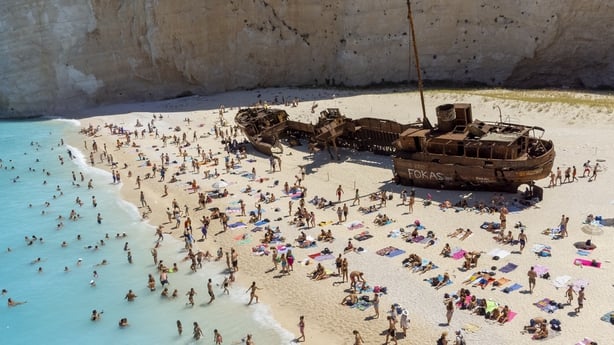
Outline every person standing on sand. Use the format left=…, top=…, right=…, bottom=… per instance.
left=444, top=294, right=454, bottom=325
left=575, top=287, right=586, bottom=313
left=385, top=315, right=398, bottom=345
left=528, top=266, right=537, bottom=293
left=372, top=292, right=380, bottom=319
left=565, top=285, right=575, bottom=304
left=352, top=189, right=360, bottom=206
left=518, top=229, right=527, bottom=253
left=336, top=185, right=344, bottom=202
left=296, top=315, right=305, bottom=342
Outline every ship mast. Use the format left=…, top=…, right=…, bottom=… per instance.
left=407, top=0, right=432, bottom=129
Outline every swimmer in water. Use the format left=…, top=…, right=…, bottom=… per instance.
left=7, top=298, right=27, bottom=307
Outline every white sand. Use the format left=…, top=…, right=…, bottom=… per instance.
left=68, top=87, right=614, bottom=344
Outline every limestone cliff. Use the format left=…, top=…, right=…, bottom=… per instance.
left=1, top=0, right=613, bottom=117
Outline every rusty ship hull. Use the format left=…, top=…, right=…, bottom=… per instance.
left=235, top=103, right=555, bottom=192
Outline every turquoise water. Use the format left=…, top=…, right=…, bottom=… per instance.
left=0, top=119, right=292, bottom=345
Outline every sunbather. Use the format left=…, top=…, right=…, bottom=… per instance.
left=447, top=228, right=464, bottom=238
left=440, top=243, right=451, bottom=257
left=497, top=305, right=510, bottom=324
left=435, top=272, right=451, bottom=290
left=417, top=261, right=434, bottom=275
left=340, top=290, right=359, bottom=306
left=459, top=228, right=473, bottom=241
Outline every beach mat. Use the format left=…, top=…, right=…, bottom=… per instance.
left=461, top=323, right=481, bottom=333
left=552, top=275, right=572, bottom=289
left=228, top=221, right=247, bottom=229
left=574, top=258, right=601, bottom=268
left=493, top=277, right=511, bottom=287
left=353, top=231, right=373, bottom=241
left=452, top=249, right=467, bottom=260
left=346, top=221, right=364, bottom=230
left=499, top=263, right=518, bottom=273
left=534, top=298, right=558, bottom=313
left=352, top=299, right=372, bottom=311
left=387, top=249, right=406, bottom=258
left=533, top=264, right=549, bottom=277
left=376, top=246, right=397, bottom=256
left=600, top=311, right=614, bottom=324
left=487, top=248, right=511, bottom=259
left=502, top=283, right=522, bottom=293
left=254, top=219, right=270, bottom=227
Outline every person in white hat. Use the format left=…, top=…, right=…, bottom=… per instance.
left=454, top=329, right=466, bottom=345
left=399, top=309, right=410, bottom=336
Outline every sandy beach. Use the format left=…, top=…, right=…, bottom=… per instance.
left=66, top=87, right=614, bottom=345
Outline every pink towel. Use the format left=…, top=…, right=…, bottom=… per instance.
left=574, top=258, right=602, bottom=268
left=533, top=264, right=549, bottom=276
left=507, top=310, right=517, bottom=322
left=452, top=250, right=467, bottom=260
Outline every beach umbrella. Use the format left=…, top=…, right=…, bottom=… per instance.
left=581, top=224, right=604, bottom=236
left=211, top=180, right=228, bottom=190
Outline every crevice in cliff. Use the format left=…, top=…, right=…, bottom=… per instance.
left=259, top=0, right=310, bottom=46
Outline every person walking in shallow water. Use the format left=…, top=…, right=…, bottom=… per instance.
left=246, top=281, right=261, bottom=305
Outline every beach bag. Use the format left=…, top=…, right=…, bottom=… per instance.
left=542, top=272, right=550, bottom=279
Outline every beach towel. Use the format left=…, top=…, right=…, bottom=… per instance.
left=352, top=299, right=373, bottom=311
left=228, top=221, right=247, bottom=229
left=574, top=258, right=601, bottom=268
left=577, top=249, right=591, bottom=256
left=480, top=221, right=500, bottom=230
left=314, top=254, right=335, bottom=261
left=317, top=220, right=333, bottom=227
left=233, top=233, right=248, bottom=241
left=346, top=220, right=364, bottom=230
left=452, top=249, right=467, bottom=260
left=461, top=323, right=481, bottom=333
left=552, top=275, right=572, bottom=289
left=238, top=237, right=252, bottom=245
left=254, top=219, right=270, bottom=227
left=225, top=207, right=241, bottom=214
left=576, top=337, right=597, bottom=345
left=572, top=279, right=589, bottom=292
left=502, top=283, right=522, bottom=293
left=499, top=263, right=518, bottom=273
left=533, top=264, right=549, bottom=277
left=487, top=248, right=511, bottom=259
left=376, top=246, right=396, bottom=256
left=354, top=232, right=373, bottom=241
left=506, top=310, right=518, bottom=322
left=493, top=277, right=511, bottom=287
left=410, top=235, right=425, bottom=243
left=600, top=311, right=614, bottom=324
left=387, top=249, right=406, bottom=258
left=537, top=298, right=559, bottom=313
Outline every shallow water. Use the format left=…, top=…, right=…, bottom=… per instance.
left=0, top=119, right=292, bottom=345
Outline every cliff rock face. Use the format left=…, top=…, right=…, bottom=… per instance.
left=1, top=0, right=613, bottom=116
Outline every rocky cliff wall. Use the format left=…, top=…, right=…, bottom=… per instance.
left=1, top=0, right=613, bottom=117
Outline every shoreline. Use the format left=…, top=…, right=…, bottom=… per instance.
left=64, top=87, right=614, bottom=345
